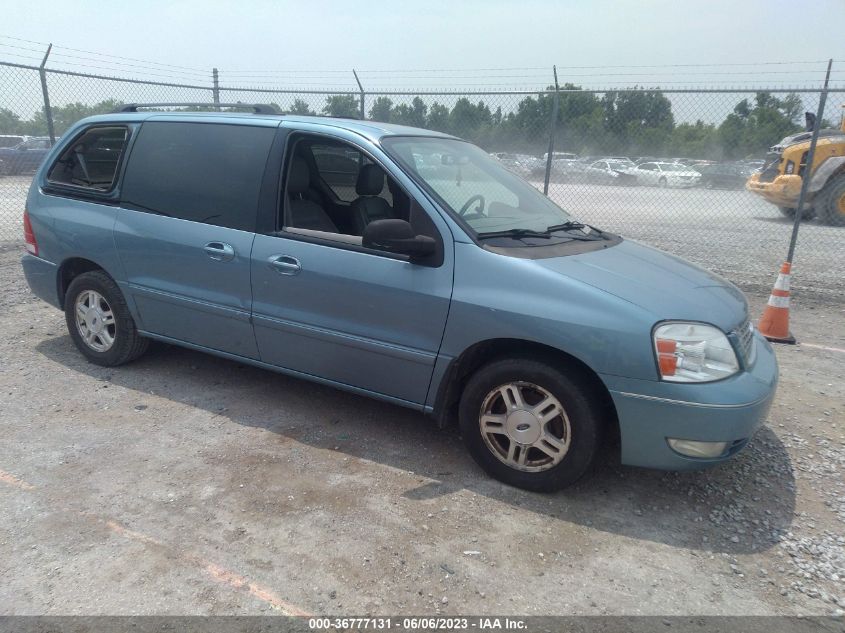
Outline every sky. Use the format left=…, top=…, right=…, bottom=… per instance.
left=2, top=0, right=844, bottom=91
left=1, top=0, right=844, bottom=126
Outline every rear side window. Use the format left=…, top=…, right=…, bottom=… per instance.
left=47, top=126, right=129, bottom=192
left=121, top=122, right=275, bottom=232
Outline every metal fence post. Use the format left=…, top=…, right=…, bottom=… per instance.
left=39, top=44, right=56, bottom=143
left=353, top=69, right=365, bottom=120
left=785, top=59, right=833, bottom=264
left=542, top=65, right=560, bottom=196
left=212, top=67, right=220, bottom=107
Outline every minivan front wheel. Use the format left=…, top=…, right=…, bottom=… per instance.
left=459, top=358, right=601, bottom=492
left=65, top=271, right=148, bottom=366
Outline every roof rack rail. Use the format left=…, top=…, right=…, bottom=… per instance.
left=114, top=103, right=279, bottom=115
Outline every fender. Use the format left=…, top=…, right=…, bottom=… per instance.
left=809, top=156, right=845, bottom=194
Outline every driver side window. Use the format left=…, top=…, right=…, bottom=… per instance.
left=280, top=137, right=406, bottom=240
left=276, top=135, right=443, bottom=264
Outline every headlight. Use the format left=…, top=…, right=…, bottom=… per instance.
left=653, top=322, right=739, bottom=383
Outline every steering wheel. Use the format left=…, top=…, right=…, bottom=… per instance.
left=459, top=194, right=486, bottom=217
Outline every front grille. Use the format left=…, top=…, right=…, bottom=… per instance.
left=734, top=317, right=756, bottom=366
left=758, top=158, right=782, bottom=183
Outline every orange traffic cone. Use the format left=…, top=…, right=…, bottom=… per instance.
left=758, top=262, right=796, bottom=344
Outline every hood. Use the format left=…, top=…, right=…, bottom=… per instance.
left=532, top=239, right=748, bottom=332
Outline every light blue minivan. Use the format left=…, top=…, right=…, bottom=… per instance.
left=21, top=105, right=778, bottom=491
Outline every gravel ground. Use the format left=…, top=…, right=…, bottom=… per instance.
left=0, top=246, right=843, bottom=617
left=1, top=172, right=843, bottom=300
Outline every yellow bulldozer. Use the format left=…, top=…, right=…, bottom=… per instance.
left=747, top=105, right=845, bottom=225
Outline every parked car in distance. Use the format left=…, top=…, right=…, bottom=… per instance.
left=491, top=152, right=540, bottom=178
left=583, top=160, right=638, bottom=185
left=21, top=106, right=777, bottom=492
left=0, top=134, right=27, bottom=149
left=694, top=162, right=755, bottom=190
left=0, top=136, right=54, bottom=175
left=632, top=162, right=701, bottom=188
left=634, top=156, right=659, bottom=165
left=603, top=156, right=634, bottom=164
left=543, top=151, right=578, bottom=162
left=740, top=159, right=765, bottom=173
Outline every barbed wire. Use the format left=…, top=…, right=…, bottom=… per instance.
left=0, top=34, right=208, bottom=73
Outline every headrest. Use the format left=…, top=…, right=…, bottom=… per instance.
left=356, top=164, right=385, bottom=196
left=288, top=158, right=310, bottom=194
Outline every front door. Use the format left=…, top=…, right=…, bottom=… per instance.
left=250, top=132, right=453, bottom=406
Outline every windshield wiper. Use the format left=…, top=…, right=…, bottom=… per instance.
left=476, top=228, right=555, bottom=240
left=477, top=222, right=608, bottom=242
left=545, top=221, right=607, bottom=240
left=546, top=221, right=586, bottom=232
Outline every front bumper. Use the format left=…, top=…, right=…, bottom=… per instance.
left=746, top=173, right=804, bottom=207
left=603, top=331, right=778, bottom=470
left=21, top=253, right=61, bottom=309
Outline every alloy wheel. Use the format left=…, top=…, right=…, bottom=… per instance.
left=478, top=381, right=571, bottom=472
left=74, top=289, right=116, bottom=352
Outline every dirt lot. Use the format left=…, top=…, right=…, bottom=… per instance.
left=0, top=245, right=843, bottom=617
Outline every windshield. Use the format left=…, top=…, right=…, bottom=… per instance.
left=658, top=163, right=689, bottom=172
left=383, top=136, right=573, bottom=235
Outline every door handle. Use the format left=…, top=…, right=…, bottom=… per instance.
left=204, top=241, right=236, bottom=262
left=269, top=255, right=301, bottom=276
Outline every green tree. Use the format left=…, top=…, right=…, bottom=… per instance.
left=0, top=108, right=23, bottom=134
left=426, top=102, right=450, bottom=132
left=717, top=92, right=804, bottom=158
left=368, top=96, right=393, bottom=122
left=449, top=98, right=492, bottom=141
left=323, top=94, right=359, bottom=118
left=391, top=97, right=427, bottom=128
left=601, top=89, right=674, bottom=155
left=669, top=120, right=720, bottom=158
left=288, top=98, right=315, bottom=115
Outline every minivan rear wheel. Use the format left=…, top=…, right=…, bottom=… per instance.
left=458, top=358, right=601, bottom=492
left=65, top=271, right=148, bottom=366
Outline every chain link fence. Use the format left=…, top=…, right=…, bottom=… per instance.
left=1, top=60, right=843, bottom=299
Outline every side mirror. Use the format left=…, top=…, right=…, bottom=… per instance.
left=362, top=219, right=436, bottom=260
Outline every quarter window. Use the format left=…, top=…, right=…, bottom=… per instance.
left=121, top=122, right=275, bottom=231
left=47, top=126, right=128, bottom=192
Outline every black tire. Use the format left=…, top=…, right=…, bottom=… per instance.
left=64, top=271, right=148, bottom=366
left=458, top=357, right=602, bottom=492
left=778, top=206, right=816, bottom=220
left=819, top=175, right=845, bottom=226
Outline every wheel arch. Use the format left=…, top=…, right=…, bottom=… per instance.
left=432, top=338, right=619, bottom=439
left=57, top=257, right=112, bottom=308
left=808, top=156, right=845, bottom=194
